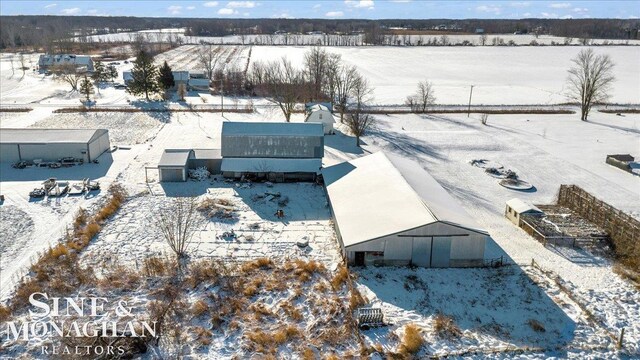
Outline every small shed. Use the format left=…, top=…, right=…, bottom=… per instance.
left=190, top=149, right=222, bottom=174
left=304, top=104, right=335, bottom=135
left=323, top=152, right=489, bottom=268
left=606, top=154, right=635, bottom=173
left=158, top=149, right=192, bottom=182
left=505, top=198, right=544, bottom=226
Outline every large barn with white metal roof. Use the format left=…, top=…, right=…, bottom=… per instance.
left=322, top=151, right=489, bottom=267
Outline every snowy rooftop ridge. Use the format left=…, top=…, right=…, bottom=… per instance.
left=323, top=152, right=487, bottom=247
left=0, top=128, right=108, bottom=144
left=222, top=121, right=323, bottom=137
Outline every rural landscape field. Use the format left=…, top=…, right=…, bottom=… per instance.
left=1, top=1, right=639, bottom=359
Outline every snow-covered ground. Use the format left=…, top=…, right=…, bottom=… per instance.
left=250, top=46, right=640, bottom=105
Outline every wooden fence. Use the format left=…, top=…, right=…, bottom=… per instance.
left=557, top=184, right=640, bottom=270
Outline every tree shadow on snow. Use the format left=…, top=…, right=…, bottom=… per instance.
left=130, top=100, right=172, bottom=123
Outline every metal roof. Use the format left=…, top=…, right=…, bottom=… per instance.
left=222, top=122, right=323, bottom=137
left=506, top=198, right=543, bottom=214
left=0, top=128, right=108, bottom=144
left=221, top=158, right=322, bottom=174
left=323, top=152, right=488, bottom=247
left=158, top=149, right=193, bottom=167
left=192, top=148, right=221, bottom=159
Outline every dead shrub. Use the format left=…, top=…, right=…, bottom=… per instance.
left=98, top=265, right=141, bottom=291
left=286, top=259, right=326, bottom=282
left=0, top=304, right=12, bottom=322
left=191, top=299, right=209, bottom=318
left=331, top=265, right=349, bottom=290
left=186, top=259, right=221, bottom=288
left=433, top=313, right=462, bottom=339
left=349, top=288, right=366, bottom=310
left=193, top=326, right=213, bottom=347
left=143, top=256, right=176, bottom=277
left=301, top=348, right=316, bottom=360
left=399, top=324, right=424, bottom=356
left=527, top=319, right=546, bottom=332
left=280, top=300, right=303, bottom=322
left=273, top=325, right=301, bottom=345
left=241, top=257, right=273, bottom=273
left=73, top=208, right=88, bottom=229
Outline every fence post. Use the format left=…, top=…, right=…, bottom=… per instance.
left=618, top=328, right=625, bottom=349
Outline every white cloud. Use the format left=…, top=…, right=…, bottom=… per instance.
left=44, top=3, right=57, bottom=9
left=540, top=12, right=559, bottom=18
left=203, top=1, right=219, bottom=7
left=572, top=7, right=588, bottom=13
left=476, top=5, right=501, bottom=14
left=509, top=1, right=530, bottom=7
left=560, top=14, right=573, bottom=19
left=218, top=7, right=237, bottom=15
left=60, top=7, right=81, bottom=15
left=187, top=6, right=196, bottom=10
left=391, top=0, right=411, bottom=2
left=325, top=11, right=344, bottom=17
left=345, top=0, right=374, bottom=9
left=167, top=5, right=182, bottom=15
left=272, top=12, right=292, bottom=18
left=227, top=1, right=255, bottom=8
left=522, top=12, right=531, bottom=17
left=313, top=4, right=321, bottom=9
left=549, top=3, right=571, bottom=8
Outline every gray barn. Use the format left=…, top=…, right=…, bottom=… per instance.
left=0, top=128, right=110, bottom=163
left=323, top=152, right=489, bottom=268
left=221, top=122, right=323, bottom=181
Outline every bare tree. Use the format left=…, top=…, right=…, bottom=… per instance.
left=330, top=64, right=359, bottom=123
left=345, top=74, right=375, bottom=147
left=303, top=46, right=330, bottom=101
left=155, top=197, right=199, bottom=265
left=412, top=80, right=436, bottom=112
left=255, top=57, right=304, bottom=122
left=198, top=45, right=220, bottom=80
left=566, top=49, right=615, bottom=121
left=18, top=53, right=27, bottom=78
left=52, top=64, right=83, bottom=91
left=480, top=34, right=488, bottom=46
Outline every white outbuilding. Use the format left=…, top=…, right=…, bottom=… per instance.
left=304, top=104, right=335, bottom=134
left=0, top=128, right=110, bottom=163
left=505, top=198, right=544, bottom=226
left=323, top=152, right=489, bottom=267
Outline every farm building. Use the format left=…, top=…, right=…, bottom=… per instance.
left=188, top=78, right=210, bottom=91
left=157, top=149, right=221, bottom=182
left=304, top=104, right=335, bottom=134
left=505, top=198, right=544, bottom=226
left=323, top=151, right=489, bottom=267
left=221, top=122, right=323, bottom=181
left=123, top=70, right=189, bottom=87
left=0, top=128, right=110, bottom=163
left=38, top=54, right=94, bottom=72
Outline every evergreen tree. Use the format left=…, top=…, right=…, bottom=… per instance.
left=159, top=61, right=175, bottom=90
left=127, top=50, right=161, bottom=100
left=92, top=61, right=107, bottom=83
left=79, top=75, right=94, bottom=102
left=107, top=65, right=118, bottom=82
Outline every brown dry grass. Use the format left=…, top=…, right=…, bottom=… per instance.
left=528, top=319, right=546, bottom=332
left=433, top=313, right=462, bottom=339
left=399, top=324, right=424, bottom=356
left=0, top=304, right=11, bottom=322
left=331, top=265, right=349, bottom=290
left=241, top=257, right=273, bottom=273
left=143, top=256, right=176, bottom=277
left=191, top=299, right=209, bottom=318
left=193, top=326, right=213, bottom=347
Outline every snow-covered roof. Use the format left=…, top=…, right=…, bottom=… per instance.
left=222, top=122, right=323, bottom=137
left=221, top=158, right=322, bottom=174
left=0, top=128, right=107, bottom=144
left=172, top=71, right=190, bottom=81
left=323, top=152, right=488, bottom=247
left=506, top=198, right=543, bottom=214
left=39, top=54, right=92, bottom=67
left=308, top=104, right=330, bottom=113
left=192, top=148, right=221, bottom=159
left=158, top=149, right=193, bottom=167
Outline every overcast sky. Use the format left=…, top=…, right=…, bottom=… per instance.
left=0, top=1, right=638, bottom=19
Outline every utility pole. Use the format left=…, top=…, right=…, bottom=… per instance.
left=467, top=85, right=474, bottom=117
left=220, top=75, right=224, bottom=117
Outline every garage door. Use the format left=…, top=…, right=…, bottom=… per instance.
left=160, top=168, right=184, bottom=182
left=431, top=236, right=451, bottom=268
left=411, top=237, right=432, bottom=267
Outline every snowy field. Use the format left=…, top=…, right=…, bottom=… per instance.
left=154, top=44, right=250, bottom=72
left=250, top=46, right=640, bottom=105
left=80, top=28, right=640, bottom=47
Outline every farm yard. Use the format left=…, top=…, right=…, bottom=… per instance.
left=1, top=38, right=639, bottom=359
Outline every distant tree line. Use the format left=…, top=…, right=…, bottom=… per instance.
left=2, top=16, right=639, bottom=50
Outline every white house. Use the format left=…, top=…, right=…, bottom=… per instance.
left=38, top=54, right=94, bottom=72
left=304, top=104, right=335, bottom=135
left=323, top=152, right=489, bottom=267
